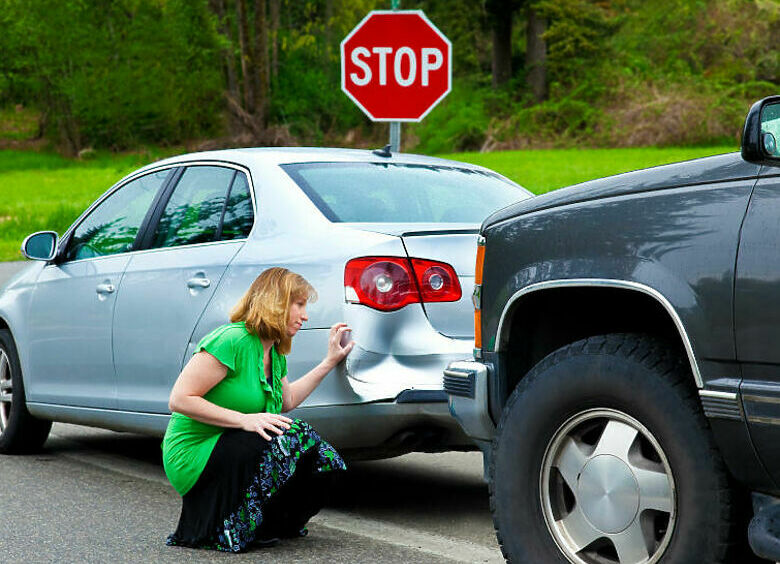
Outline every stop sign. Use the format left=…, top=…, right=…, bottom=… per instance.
left=341, top=10, right=452, bottom=122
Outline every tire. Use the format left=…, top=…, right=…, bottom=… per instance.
left=0, top=328, right=52, bottom=453
left=490, top=334, right=734, bottom=564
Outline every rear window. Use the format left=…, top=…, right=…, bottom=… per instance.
left=282, top=162, right=530, bottom=223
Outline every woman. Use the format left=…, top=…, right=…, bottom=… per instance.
left=162, top=267, right=353, bottom=552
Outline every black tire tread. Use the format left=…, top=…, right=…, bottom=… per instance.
left=0, top=328, right=52, bottom=454
left=488, top=333, right=735, bottom=563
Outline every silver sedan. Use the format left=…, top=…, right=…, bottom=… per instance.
left=0, top=147, right=531, bottom=458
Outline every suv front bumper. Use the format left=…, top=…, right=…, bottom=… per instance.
left=443, top=360, right=496, bottom=452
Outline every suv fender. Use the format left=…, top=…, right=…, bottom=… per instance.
left=495, top=278, right=702, bottom=387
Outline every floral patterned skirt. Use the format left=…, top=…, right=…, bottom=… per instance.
left=166, top=419, right=346, bottom=553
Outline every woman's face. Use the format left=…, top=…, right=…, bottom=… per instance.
left=287, top=298, right=308, bottom=337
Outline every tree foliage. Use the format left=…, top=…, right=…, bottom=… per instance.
left=0, top=0, right=223, bottom=154
left=0, top=0, right=777, bottom=152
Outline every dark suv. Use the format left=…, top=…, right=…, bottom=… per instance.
left=445, top=96, right=780, bottom=563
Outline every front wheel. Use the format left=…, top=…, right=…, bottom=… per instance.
left=490, top=334, right=735, bottom=563
left=0, top=328, right=52, bottom=453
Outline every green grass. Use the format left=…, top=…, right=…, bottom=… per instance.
left=0, top=148, right=179, bottom=261
left=444, top=146, right=738, bottom=194
left=0, top=145, right=737, bottom=262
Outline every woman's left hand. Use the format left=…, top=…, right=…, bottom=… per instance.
left=325, top=323, right=354, bottom=368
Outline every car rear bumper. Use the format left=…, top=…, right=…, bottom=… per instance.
left=291, top=398, right=474, bottom=458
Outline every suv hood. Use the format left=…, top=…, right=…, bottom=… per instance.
left=484, top=152, right=760, bottom=228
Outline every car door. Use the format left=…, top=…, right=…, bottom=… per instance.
left=735, top=169, right=780, bottom=484
left=112, top=164, right=255, bottom=413
left=25, top=169, right=172, bottom=408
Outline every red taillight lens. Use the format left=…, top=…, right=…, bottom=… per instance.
left=344, top=257, right=419, bottom=311
left=411, top=259, right=462, bottom=303
left=344, top=257, right=462, bottom=311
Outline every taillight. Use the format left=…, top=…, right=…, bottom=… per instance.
left=344, top=256, right=461, bottom=312
left=344, top=257, right=418, bottom=311
left=411, top=259, right=462, bottom=303
left=474, top=236, right=485, bottom=349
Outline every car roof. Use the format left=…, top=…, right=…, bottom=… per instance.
left=130, top=147, right=492, bottom=175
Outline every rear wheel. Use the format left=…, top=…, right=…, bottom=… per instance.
left=0, top=328, right=52, bottom=453
left=490, top=334, right=735, bottom=563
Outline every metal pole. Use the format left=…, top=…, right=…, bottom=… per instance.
left=389, top=122, right=401, bottom=152
left=389, top=0, right=401, bottom=152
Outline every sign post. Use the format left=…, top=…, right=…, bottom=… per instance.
left=340, top=8, right=452, bottom=152
left=390, top=0, right=401, bottom=152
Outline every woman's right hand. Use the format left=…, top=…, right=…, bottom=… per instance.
left=241, top=412, right=293, bottom=440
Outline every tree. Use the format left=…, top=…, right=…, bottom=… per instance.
left=484, top=0, right=547, bottom=100
left=486, top=0, right=516, bottom=88
left=0, top=0, right=223, bottom=153
left=525, top=5, right=547, bottom=101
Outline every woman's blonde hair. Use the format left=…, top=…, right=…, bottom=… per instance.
left=230, top=267, right=317, bottom=355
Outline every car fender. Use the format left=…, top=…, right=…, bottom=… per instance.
left=0, top=262, right=45, bottom=393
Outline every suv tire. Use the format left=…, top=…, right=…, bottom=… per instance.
left=0, top=328, right=52, bottom=453
left=490, top=334, right=734, bottom=564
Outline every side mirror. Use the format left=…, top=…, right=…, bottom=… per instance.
left=742, top=95, right=780, bottom=165
left=21, top=231, right=58, bottom=261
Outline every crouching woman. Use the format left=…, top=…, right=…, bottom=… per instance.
left=162, top=267, right=353, bottom=552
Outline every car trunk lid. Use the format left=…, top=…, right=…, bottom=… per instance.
left=347, top=222, right=479, bottom=338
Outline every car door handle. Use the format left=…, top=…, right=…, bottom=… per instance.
left=95, top=283, right=115, bottom=294
left=187, top=277, right=211, bottom=289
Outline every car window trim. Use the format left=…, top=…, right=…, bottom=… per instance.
left=134, top=167, right=184, bottom=252
left=136, top=167, right=185, bottom=251
left=138, top=162, right=257, bottom=252
left=53, top=160, right=257, bottom=265
left=55, top=166, right=179, bottom=265
left=215, top=170, right=239, bottom=241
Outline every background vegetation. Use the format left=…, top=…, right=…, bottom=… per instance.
left=0, top=145, right=732, bottom=260
left=0, top=1, right=774, bottom=259
left=0, top=0, right=777, bottom=154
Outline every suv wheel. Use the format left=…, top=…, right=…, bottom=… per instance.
left=0, top=328, right=52, bottom=453
left=490, top=334, right=734, bottom=563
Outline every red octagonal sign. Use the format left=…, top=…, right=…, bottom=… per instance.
left=341, top=10, right=452, bottom=122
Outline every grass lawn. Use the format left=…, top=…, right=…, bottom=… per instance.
left=0, top=149, right=177, bottom=261
left=441, top=145, right=738, bottom=194
left=0, top=144, right=737, bottom=262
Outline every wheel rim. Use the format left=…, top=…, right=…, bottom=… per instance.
left=0, top=347, right=12, bottom=431
left=540, top=408, right=676, bottom=564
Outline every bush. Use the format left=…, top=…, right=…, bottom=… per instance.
left=0, top=0, right=224, bottom=153
left=411, top=84, right=504, bottom=154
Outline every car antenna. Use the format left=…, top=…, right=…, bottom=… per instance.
left=372, top=144, right=392, bottom=158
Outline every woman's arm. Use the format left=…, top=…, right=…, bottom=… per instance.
left=169, top=351, right=292, bottom=439
left=281, top=323, right=354, bottom=412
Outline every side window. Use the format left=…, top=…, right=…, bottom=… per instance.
left=151, top=166, right=234, bottom=248
left=219, top=172, right=254, bottom=240
left=65, top=170, right=169, bottom=261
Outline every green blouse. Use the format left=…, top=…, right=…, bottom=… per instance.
left=162, top=322, right=286, bottom=496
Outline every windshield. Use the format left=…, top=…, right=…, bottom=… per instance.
left=283, top=162, right=531, bottom=223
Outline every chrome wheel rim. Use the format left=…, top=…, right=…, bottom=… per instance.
left=0, top=348, right=12, bottom=431
left=540, top=408, right=676, bottom=564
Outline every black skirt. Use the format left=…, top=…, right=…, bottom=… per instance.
left=166, top=419, right=346, bottom=553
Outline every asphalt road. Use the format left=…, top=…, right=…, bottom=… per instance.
left=1, top=424, right=501, bottom=563
left=0, top=261, right=503, bottom=563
